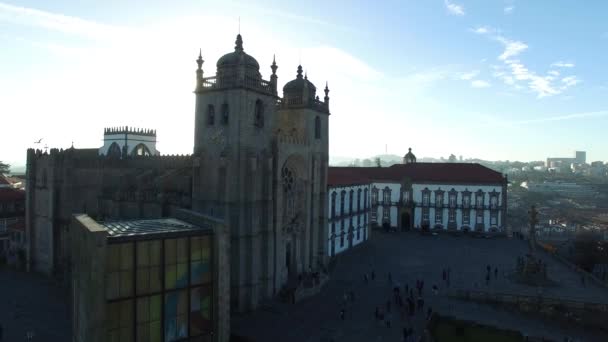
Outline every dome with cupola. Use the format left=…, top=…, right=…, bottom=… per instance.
left=403, top=148, right=417, bottom=164
left=216, top=34, right=260, bottom=73
left=283, top=65, right=317, bottom=100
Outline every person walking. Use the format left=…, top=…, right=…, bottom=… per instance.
left=494, top=267, right=498, bottom=279
left=371, top=270, right=376, bottom=280
left=340, top=308, right=345, bottom=320
left=364, top=273, right=369, bottom=283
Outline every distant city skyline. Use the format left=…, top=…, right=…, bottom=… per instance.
left=2, top=0, right=608, bottom=167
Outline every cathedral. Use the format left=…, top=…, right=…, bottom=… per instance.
left=26, top=34, right=330, bottom=313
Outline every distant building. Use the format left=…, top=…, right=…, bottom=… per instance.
left=0, top=175, right=25, bottom=261
left=546, top=150, right=586, bottom=168
left=70, top=211, right=229, bottom=342
left=326, top=148, right=508, bottom=256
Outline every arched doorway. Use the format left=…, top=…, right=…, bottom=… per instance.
left=400, top=212, right=411, bottom=231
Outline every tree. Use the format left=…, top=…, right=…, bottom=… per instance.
left=362, top=159, right=373, bottom=167
left=0, top=161, right=10, bottom=175
left=448, top=154, right=457, bottom=163
left=375, top=157, right=382, bottom=167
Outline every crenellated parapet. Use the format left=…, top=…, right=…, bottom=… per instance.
left=104, top=126, right=156, bottom=136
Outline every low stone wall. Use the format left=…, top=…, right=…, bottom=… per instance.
left=447, top=289, right=608, bottom=332
left=535, top=241, right=608, bottom=290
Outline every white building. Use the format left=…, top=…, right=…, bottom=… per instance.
left=326, top=149, right=508, bottom=256
left=98, top=126, right=159, bottom=157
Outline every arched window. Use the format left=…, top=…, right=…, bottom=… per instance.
left=107, top=142, right=121, bottom=158
left=349, top=189, right=354, bottom=213
left=314, top=116, right=321, bottom=139
left=221, top=103, right=229, bottom=125
left=254, top=99, right=264, bottom=128
left=132, top=143, right=151, bottom=156
left=207, top=104, right=215, bottom=125
left=331, top=192, right=337, bottom=218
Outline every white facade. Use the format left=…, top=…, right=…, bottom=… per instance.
left=327, top=184, right=371, bottom=256
left=370, top=182, right=506, bottom=233
left=99, top=127, right=159, bottom=157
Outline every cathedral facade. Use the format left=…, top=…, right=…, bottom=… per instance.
left=26, top=34, right=330, bottom=313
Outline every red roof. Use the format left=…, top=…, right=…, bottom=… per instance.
left=328, top=163, right=505, bottom=187
left=0, top=187, right=25, bottom=201
left=0, top=175, right=10, bottom=185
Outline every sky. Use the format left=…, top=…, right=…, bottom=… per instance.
left=1, top=0, right=608, bottom=168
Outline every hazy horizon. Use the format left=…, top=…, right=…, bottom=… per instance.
left=2, top=0, right=608, bottom=167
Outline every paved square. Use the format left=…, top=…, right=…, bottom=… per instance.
left=233, top=232, right=608, bottom=342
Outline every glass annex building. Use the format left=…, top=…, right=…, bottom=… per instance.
left=71, top=216, right=221, bottom=342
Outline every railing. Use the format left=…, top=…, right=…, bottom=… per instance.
left=198, top=75, right=275, bottom=95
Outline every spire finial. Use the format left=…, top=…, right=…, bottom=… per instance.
left=304, top=70, right=308, bottom=80
left=196, top=49, right=204, bottom=70
left=271, top=54, right=278, bottom=75
left=296, top=65, right=303, bottom=79
left=235, top=33, right=243, bottom=52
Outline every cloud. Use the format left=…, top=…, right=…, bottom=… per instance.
left=471, top=80, right=491, bottom=88
left=460, top=70, right=480, bottom=80
left=504, top=6, right=514, bottom=14
left=496, top=37, right=528, bottom=60
left=445, top=0, right=465, bottom=16
left=551, top=61, right=575, bottom=68
left=474, top=29, right=579, bottom=98
left=0, top=2, right=137, bottom=40
left=477, top=110, right=608, bottom=128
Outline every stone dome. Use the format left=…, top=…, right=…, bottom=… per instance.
left=403, top=148, right=417, bottom=164
left=283, top=65, right=317, bottom=96
left=216, top=34, right=260, bottom=71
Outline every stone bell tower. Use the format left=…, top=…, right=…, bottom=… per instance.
left=192, top=34, right=279, bottom=312
left=274, top=65, right=330, bottom=288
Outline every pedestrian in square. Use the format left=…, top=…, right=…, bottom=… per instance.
left=494, top=267, right=498, bottom=279
left=364, top=273, right=369, bottom=283
left=371, top=270, right=375, bottom=280
left=340, top=308, right=345, bottom=320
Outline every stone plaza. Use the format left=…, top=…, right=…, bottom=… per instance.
left=233, top=232, right=608, bottom=342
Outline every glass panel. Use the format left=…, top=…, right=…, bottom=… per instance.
left=137, top=324, right=149, bottom=342
left=165, top=265, right=176, bottom=289
left=107, top=245, right=121, bottom=271
left=106, top=272, right=120, bottom=300
left=137, top=297, right=149, bottom=323
left=120, top=243, right=133, bottom=270
left=106, top=302, right=120, bottom=329
left=137, top=241, right=149, bottom=267
left=149, top=266, right=161, bottom=293
left=120, top=270, right=133, bottom=297
left=165, top=290, right=188, bottom=342
left=136, top=269, right=149, bottom=295
left=150, top=321, right=162, bottom=342
left=165, top=239, right=176, bottom=265
left=191, top=260, right=203, bottom=285
left=201, top=236, right=210, bottom=261
left=149, top=240, right=161, bottom=266
left=150, top=295, right=161, bottom=321
left=119, top=327, right=132, bottom=342
left=190, top=237, right=201, bottom=261
left=176, top=238, right=187, bottom=263
left=176, top=263, right=188, bottom=288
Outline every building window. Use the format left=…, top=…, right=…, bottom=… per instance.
left=331, top=192, right=337, bottom=218
left=475, top=192, right=484, bottom=208
left=164, top=289, right=188, bottom=341
left=314, top=116, right=321, bottom=139
left=340, top=191, right=346, bottom=216
left=349, top=189, right=354, bottom=214
left=462, top=193, right=471, bottom=208
left=356, top=226, right=360, bottom=240
left=490, top=212, right=498, bottom=225
left=422, top=190, right=430, bottom=206
left=403, top=190, right=410, bottom=203
left=221, top=103, right=229, bottom=125
left=106, top=243, right=134, bottom=300
left=164, top=238, right=188, bottom=290
left=136, top=294, right=161, bottom=342
left=357, top=189, right=362, bottom=211
left=190, top=285, right=213, bottom=336
left=383, top=187, right=391, bottom=203
left=490, top=195, right=498, bottom=209
left=254, top=99, right=264, bottom=128
left=206, top=104, right=215, bottom=125
left=476, top=211, right=484, bottom=224
left=331, top=223, right=335, bottom=234
left=382, top=207, right=390, bottom=222
left=435, top=193, right=443, bottom=208
left=449, top=192, right=457, bottom=207
left=422, top=208, right=430, bottom=222
left=107, top=299, right=134, bottom=342
left=136, top=240, right=161, bottom=295
left=190, top=236, right=212, bottom=286
left=371, top=187, right=378, bottom=205
left=435, top=209, right=443, bottom=224
left=364, top=188, right=369, bottom=208
left=449, top=209, right=456, bottom=223
left=340, top=230, right=344, bottom=247
left=371, top=209, right=377, bottom=223
left=462, top=210, right=470, bottom=225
